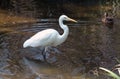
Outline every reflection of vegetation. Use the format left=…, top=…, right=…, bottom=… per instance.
left=0, top=10, right=36, bottom=26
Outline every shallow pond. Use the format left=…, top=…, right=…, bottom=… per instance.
left=0, top=1, right=120, bottom=79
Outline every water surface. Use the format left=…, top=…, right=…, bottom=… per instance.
left=0, top=1, right=120, bottom=79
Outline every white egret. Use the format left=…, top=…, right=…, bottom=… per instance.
left=23, top=15, right=77, bottom=60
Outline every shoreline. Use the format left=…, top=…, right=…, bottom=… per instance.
left=0, top=10, right=37, bottom=26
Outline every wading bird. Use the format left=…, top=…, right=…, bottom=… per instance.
left=23, top=15, right=77, bottom=61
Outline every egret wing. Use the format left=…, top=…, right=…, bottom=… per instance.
left=27, top=29, right=57, bottom=47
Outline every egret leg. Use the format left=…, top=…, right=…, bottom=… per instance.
left=41, top=47, right=48, bottom=62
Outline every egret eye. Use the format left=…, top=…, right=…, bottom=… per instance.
left=64, top=17, right=68, bottom=20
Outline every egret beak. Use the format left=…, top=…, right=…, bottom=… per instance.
left=68, top=18, right=77, bottom=23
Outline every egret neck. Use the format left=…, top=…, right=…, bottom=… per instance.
left=58, top=17, right=69, bottom=45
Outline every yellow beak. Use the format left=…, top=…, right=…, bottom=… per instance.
left=68, top=18, right=77, bottom=23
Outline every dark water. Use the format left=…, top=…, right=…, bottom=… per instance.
left=0, top=1, right=120, bottom=79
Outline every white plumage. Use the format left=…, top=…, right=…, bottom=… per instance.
left=23, top=29, right=60, bottom=47
left=23, top=15, right=77, bottom=50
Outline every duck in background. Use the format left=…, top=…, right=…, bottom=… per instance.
left=102, top=12, right=114, bottom=29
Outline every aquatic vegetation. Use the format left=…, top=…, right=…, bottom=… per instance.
left=99, top=67, right=120, bottom=79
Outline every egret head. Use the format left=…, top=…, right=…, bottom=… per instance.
left=60, top=15, right=77, bottom=23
